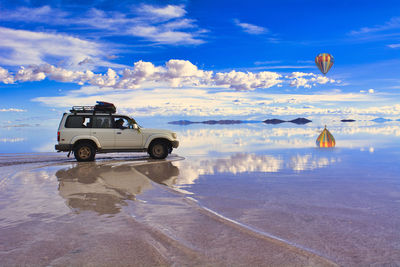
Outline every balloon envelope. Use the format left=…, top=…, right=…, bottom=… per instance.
left=315, top=53, right=334, bottom=75
left=316, top=126, right=335, bottom=147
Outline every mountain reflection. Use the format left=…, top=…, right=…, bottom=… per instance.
left=175, top=124, right=400, bottom=155
left=56, top=161, right=179, bottom=215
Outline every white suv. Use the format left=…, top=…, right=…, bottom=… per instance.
left=55, top=106, right=179, bottom=162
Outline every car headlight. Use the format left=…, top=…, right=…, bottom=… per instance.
left=172, top=133, right=177, bottom=139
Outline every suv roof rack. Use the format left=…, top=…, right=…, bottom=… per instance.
left=70, top=102, right=117, bottom=115
left=70, top=106, right=95, bottom=113
left=70, top=106, right=116, bottom=115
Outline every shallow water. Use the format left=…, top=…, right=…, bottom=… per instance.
left=1, top=122, right=400, bottom=266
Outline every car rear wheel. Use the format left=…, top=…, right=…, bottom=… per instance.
left=149, top=141, right=168, bottom=159
left=74, top=143, right=96, bottom=162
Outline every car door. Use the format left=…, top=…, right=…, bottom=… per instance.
left=90, top=115, right=114, bottom=149
left=64, top=115, right=92, bottom=143
left=113, top=116, right=143, bottom=149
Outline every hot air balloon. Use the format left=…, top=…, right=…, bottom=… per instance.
left=315, top=53, right=334, bottom=75
left=316, top=126, right=335, bottom=148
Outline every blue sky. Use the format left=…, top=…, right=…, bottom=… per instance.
left=1, top=0, right=400, bottom=123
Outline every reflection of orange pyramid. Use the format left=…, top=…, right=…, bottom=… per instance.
left=316, top=126, right=335, bottom=147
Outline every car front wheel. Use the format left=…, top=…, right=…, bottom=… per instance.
left=74, top=143, right=96, bottom=162
left=149, top=141, right=168, bottom=159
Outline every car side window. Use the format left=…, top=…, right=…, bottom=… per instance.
left=113, top=117, right=130, bottom=129
left=92, top=116, right=113, bottom=128
left=65, top=115, right=91, bottom=128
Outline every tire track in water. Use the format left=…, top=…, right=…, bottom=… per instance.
left=182, top=196, right=339, bottom=266
left=131, top=179, right=339, bottom=266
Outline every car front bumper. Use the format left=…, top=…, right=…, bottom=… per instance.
left=172, top=140, right=179, bottom=148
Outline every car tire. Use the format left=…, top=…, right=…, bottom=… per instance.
left=74, top=143, right=96, bottom=162
left=149, top=140, right=168, bottom=159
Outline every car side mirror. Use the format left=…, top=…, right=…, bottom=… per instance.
left=133, top=124, right=139, bottom=130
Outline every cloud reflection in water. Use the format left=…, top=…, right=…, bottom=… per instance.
left=174, top=153, right=339, bottom=185
left=54, top=151, right=338, bottom=215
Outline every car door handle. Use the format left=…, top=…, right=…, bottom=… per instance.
left=116, top=132, right=122, bottom=134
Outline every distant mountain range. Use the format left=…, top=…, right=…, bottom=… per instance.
left=169, top=118, right=312, bottom=125
left=168, top=117, right=399, bottom=126
left=263, top=118, right=312, bottom=125
left=168, top=120, right=247, bottom=125
left=341, top=118, right=400, bottom=123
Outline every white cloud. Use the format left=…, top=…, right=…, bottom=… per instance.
left=355, top=103, right=400, bottom=115
left=0, top=137, right=26, bottom=143
left=15, top=66, right=46, bottom=82
left=254, top=61, right=282, bottom=65
left=234, top=19, right=268, bottom=35
left=350, top=17, right=400, bottom=35
left=360, top=89, right=375, bottom=94
left=165, top=59, right=203, bottom=77
left=0, top=5, right=205, bottom=46
left=0, top=5, right=67, bottom=24
left=164, top=59, right=213, bottom=86
left=0, top=108, right=26, bottom=112
left=290, top=77, right=311, bottom=88
left=286, top=72, right=336, bottom=88
left=129, top=25, right=204, bottom=45
left=78, top=58, right=94, bottom=66
left=214, top=70, right=282, bottom=91
left=32, top=82, right=395, bottom=117
left=2, top=59, right=287, bottom=91
left=10, top=64, right=118, bottom=86
left=0, top=27, right=108, bottom=67
left=387, top=44, right=400, bottom=48
left=139, top=4, right=186, bottom=20
left=118, top=61, right=160, bottom=89
left=255, top=65, right=314, bottom=70
left=0, top=67, right=14, bottom=84
left=163, top=19, right=197, bottom=30
left=287, top=72, right=315, bottom=78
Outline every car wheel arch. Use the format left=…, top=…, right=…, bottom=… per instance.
left=148, top=138, right=171, bottom=148
left=73, top=139, right=98, bottom=150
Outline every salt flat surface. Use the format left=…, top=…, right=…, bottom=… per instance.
left=1, top=122, right=400, bottom=266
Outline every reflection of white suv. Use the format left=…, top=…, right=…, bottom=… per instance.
left=55, top=106, right=179, bottom=162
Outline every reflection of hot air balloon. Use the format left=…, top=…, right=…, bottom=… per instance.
left=315, top=53, right=334, bottom=75
left=316, top=126, right=335, bottom=147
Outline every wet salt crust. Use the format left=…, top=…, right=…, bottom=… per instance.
left=1, top=123, right=400, bottom=266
